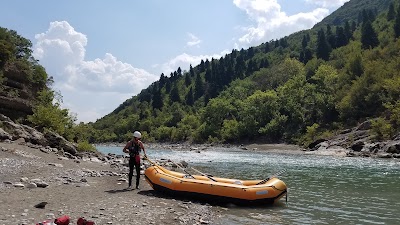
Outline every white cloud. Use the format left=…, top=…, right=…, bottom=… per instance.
left=155, top=51, right=229, bottom=76
left=33, top=21, right=158, bottom=123
left=305, top=0, right=350, bottom=8
left=233, top=0, right=330, bottom=47
left=186, top=33, right=202, bottom=47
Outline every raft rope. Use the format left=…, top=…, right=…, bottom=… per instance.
left=143, top=156, right=169, bottom=174
left=168, top=160, right=195, bottom=179
left=256, top=169, right=287, bottom=185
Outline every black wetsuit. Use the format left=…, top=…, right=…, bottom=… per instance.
left=128, top=141, right=141, bottom=188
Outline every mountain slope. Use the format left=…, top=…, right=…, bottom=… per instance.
left=91, top=0, right=400, bottom=145
left=316, top=0, right=392, bottom=27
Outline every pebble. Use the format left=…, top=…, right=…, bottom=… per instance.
left=27, top=183, right=37, bottom=188
left=13, top=183, right=25, bottom=187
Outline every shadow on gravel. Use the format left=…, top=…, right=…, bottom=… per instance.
left=104, top=188, right=134, bottom=194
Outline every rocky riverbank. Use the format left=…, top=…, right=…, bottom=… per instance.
left=0, top=140, right=220, bottom=225
left=305, top=120, right=400, bottom=159
left=0, top=114, right=221, bottom=225
left=1, top=114, right=400, bottom=224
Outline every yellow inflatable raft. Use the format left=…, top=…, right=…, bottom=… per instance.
left=144, top=165, right=287, bottom=205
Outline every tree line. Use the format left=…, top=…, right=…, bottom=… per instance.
left=91, top=0, right=400, bottom=145
left=2, top=0, right=400, bottom=148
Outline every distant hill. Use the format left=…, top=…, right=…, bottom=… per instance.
left=316, top=0, right=392, bottom=27
left=91, top=0, right=400, bottom=145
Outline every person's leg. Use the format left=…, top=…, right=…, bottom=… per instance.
left=135, top=162, right=140, bottom=189
left=128, top=157, right=134, bottom=188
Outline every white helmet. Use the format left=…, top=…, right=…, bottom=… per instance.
left=133, top=131, right=142, bottom=138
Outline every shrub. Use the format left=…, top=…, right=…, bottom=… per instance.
left=370, top=118, right=394, bottom=141
left=77, top=141, right=96, bottom=152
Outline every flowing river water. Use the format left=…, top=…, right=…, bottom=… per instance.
left=96, top=145, right=400, bottom=225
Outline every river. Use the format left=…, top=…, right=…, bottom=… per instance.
left=96, top=145, right=400, bottom=225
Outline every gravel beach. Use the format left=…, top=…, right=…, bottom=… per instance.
left=0, top=141, right=218, bottom=225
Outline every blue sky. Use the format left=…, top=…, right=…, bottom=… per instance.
left=1, top=0, right=349, bottom=123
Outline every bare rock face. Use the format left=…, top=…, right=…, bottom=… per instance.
left=0, top=115, right=47, bottom=146
left=307, top=120, right=400, bottom=158
left=0, top=114, right=77, bottom=156
left=0, top=128, right=12, bottom=140
left=0, top=62, right=39, bottom=121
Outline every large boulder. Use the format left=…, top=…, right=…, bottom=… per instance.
left=0, top=114, right=47, bottom=145
left=44, top=131, right=77, bottom=155
left=384, top=141, right=400, bottom=154
left=0, top=128, right=12, bottom=140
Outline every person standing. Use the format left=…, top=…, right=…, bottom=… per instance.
left=123, top=131, right=146, bottom=190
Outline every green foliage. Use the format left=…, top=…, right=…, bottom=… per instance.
left=370, top=118, right=394, bottom=141
left=384, top=100, right=400, bottom=131
left=220, top=119, right=240, bottom=141
left=88, top=2, right=400, bottom=145
left=77, top=141, right=96, bottom=152
left=28, top=89, right=75, bottom=136
left=361, top=20, right=379, bottom=49
left=316, top=29, right=331, bottom=61
left=152, top=126, right=174, bottom=142
left=301, top=123, right=320, bottom=147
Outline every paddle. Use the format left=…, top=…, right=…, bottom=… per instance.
left=168, top=160, right=195, bottom=179
left=143, top=156, right=169, bottom=174
left=256, top=169, right=286, bottom=185
left=190, top=167, right=217, bottom=182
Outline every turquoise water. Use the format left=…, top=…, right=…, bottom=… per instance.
left=96, top=145, right=400, bottom=225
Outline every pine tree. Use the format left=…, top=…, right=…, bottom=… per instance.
left=395, top=4, right=400, bottom=38
left=302, top=34, right=308, bottom=49
left=199, top=60, right=205, bottom=73
left=194, top=73, right=204, bottom=100
left=336, top=27, right=348, bottom=48
left=275, top=39, right=280, bottom=48
left=264, top=42, right=270, bottom=53
left=260, top=58, right=269, bottom=68
left=316, top=29, right=331, bottom=61
left=279, top=38, right=288, bottom=48
left=351, top=21, right=357, bottom=32
left=326, top=25, right=336, bottom=49
left=234, top=55, right=246, bottom=79
left=247, top=47, right=255, bottom=59
left=361, top=20, right=379, bottom=49
left=190, top=64, right=195, bottom=77
left=185, top=73, right=191, bottom=87
left=344, top=21, right=352, bottom=41
left=177, top=67, right=182, bottom=76
left=165, top=79, right=171, bottom=93
left=185, top=87, right=194, bottom=106
left=170, top=85, right=181, bottom=103
left=152, top=90, right=163, bottom=109
left=159, top=73, right=166, bottom=88
left=387, top=2, right=395, bottom=21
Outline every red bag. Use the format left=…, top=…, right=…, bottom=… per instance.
left=54, top=215, right=70, bottom=225
left=77, top=217, right=95, bottom=225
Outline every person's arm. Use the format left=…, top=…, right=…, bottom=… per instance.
left=139, top=141, right=146, bottom=157
left=122, top=141, right=130, bottom=153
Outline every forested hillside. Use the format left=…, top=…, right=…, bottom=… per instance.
left=91, top=0, right=400, bottom=146
left=0, top=28, right=95, bottom=151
